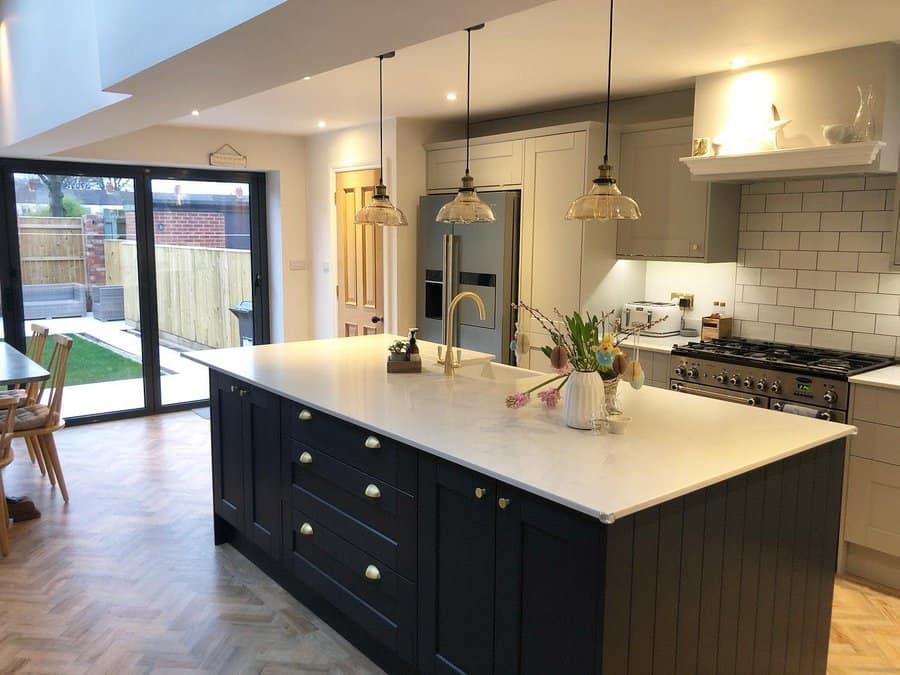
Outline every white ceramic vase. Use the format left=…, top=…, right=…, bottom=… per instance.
left=563, top=370, right=606, bottom=430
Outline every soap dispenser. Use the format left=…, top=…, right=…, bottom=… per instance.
left=406, top=328, right=421, bottom=363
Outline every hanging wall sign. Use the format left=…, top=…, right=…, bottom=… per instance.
left=209, top=144, right=248, bottom=168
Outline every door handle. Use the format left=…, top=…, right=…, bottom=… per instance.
left=365, top=564, right=381, bottom=581
left=364, top=435, right=381, bottom=449
left=299, top=522, right=314, bottom=536
left=298, top=451, right=313, bottom=464
left=371, top=315, right=383, bottom=324
left=298, top=409, right=312, bottom=421
left=474, top=487, right=488, bottom=499
left=364, top=484, right=382, bottom=499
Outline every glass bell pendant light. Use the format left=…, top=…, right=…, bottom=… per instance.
left=355, top=51, right=407, bottom=227
left=566, top=0, right=640, bottom=222
left=436, top=24, right=495, bottom=224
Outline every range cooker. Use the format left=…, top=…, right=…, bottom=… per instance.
left=669, top=338, right=895, bottom=423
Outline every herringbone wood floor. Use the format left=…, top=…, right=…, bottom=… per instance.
left=0, top=412, right=897, bottom=674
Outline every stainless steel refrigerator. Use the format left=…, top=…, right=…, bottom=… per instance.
left=416, top=191, right=520, bottom=363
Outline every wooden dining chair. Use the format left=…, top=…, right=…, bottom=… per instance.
left=0, top=324, right=50, bottom=472
left=0, top=398, right=18, bottom=556
left=4, top=334, right=73, bottom=503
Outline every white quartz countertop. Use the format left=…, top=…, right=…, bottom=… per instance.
left=849, top=364, right=900, bottom=391
left=626, top=334, right=689, bottom=354
left=186, top=335, right=855, bottom=523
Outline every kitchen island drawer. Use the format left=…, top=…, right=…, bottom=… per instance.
left=852, top=385, right=900, bottom=427
left=285, top=509, right=416, bottom=664
left=851, top=421, right=900, bottom=466
left=845, top=456, right=900, bottom=558
left=284, top=401, right=417, bottom=494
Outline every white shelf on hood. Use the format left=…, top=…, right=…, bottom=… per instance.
left=680, top=141, right=888, bottom=181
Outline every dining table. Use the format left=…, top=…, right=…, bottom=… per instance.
left=1, top=341, right=50, bottom=518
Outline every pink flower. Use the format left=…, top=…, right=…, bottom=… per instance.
left=537, top=388, right=561, bottom=408
left=505, top=392, right=530, bottom=409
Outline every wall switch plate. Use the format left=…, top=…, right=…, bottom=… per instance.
left=670, top=292, right=694, bottom=309
left=289, top=259, right=307, bottom=271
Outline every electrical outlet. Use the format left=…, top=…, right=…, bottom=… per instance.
left=670, top=292, right=694, bottom=309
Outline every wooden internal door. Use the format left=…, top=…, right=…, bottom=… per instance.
left=335, top=169, right=383, bottom=337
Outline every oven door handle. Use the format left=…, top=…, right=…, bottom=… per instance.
left=671, top=383, right=758, bottom=406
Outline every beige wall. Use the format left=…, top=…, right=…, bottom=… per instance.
left=60, top=125, right=307, bottom=343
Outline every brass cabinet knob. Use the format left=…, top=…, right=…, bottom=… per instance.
left=365, top=564, right=381, bottom=581
left=299, top=522, right=314, bottom=536
left=299, top=451, right=313, bottom=464
left=474, top=487, right=488, bottom=499
left=364, top=483, right=382, bottom=499
left=298, top=409, right=313, bottom=421
left=239, top=388, right=248, bottom=397
left=364, top=435, right=381, bottom=449
left=498, top=497, right=511, bottom=510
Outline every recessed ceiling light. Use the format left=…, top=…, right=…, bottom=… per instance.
left=446, top=92, right=457, bottom=101
left=730, top=56, right=747, bottom=69
left=303, top=76, right=312, bottom=81
left=317, top=120, right=327, bottom=129
left=191, top=109, right=200, bottom=116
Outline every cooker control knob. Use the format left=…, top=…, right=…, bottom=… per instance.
left=823, top=390, right=837, bottom=404
left=818, top=411, right=832, bottom=421
left=742, top=377, right=754, bottom=388
left=674, top=365, right=685, bottom=376
left=769, top=381, right=782, bottom=394
left=756, top=378, right=768, bottom=391
left=728, top=375, right=739, bottom=386
left=715, top=373, right=727, bottom=384
left=687, top=368, right=699, bottom=379
left=772, top=401, right=784, bottom=411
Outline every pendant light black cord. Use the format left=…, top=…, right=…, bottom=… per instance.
left=465, top=27, right=472, bottom=177
left=378, top=54, right=384, bottom=185
left=603, top=0, right=614, bottom=165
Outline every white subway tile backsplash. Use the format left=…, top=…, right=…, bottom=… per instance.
left=766, top=193, right=802, bottom=213
left=778, top=251, right=818, bottom=270
left=852, top=332, right=897, bottom=356
left=799, top=232, right=839, bottom=251
left=865, top=175, right=897, bottom=191
left=862, top=211, right=893, bottom=231
left=781, top=212, right=820, bottom=231
left=758, top=304, right=794, bottom=324
left=797, top=270, right=836, bottom=290
left=802, top=191, right=843, bottom=212
left=814, top=290, right=855, bottom=311
left=740, top=194, right=766, bottom=213
left=839, top=232, right=883, bottom=252
left=743, top=286, right=778, bottom=304
left=775, top=324, right=812, bottom=345
left=778, top=288, right=815, bottom=307
left=734, top=302, right=759, bottom=321
left=795, top=308, right=833, bottom=329
left=745, top=250, right=780, bottom=268
left=842, top=190, right=886, bottom=211
left=811, top=329, right=852, bottom=350
left=820, top=211, right=861, bottom=231
left=817, top=252, right=858, bottom=272
left=879, top=274, right=900, bottom=294
left=833, top=311, right=876, bottom=333
left=855, top=293, right=900, bottom=314
left=747, top=213, right=782, bottom=231
left=764, top=232, right=799, bottom=250
left=835, top=272, right=879, bottom=293
left=824, top=176, right=865, bottom=191
left=760, top=268, right=796, bottom=287
left=740, top=321, right=776, bottom=341
left=875, top=314, right=900, bottom=336
left=735, top=174, right=897, bottom=349
left=736, top=267, right=761, bottom=285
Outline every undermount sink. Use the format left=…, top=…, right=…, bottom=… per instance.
left=453, top=360, right=543, bottom=383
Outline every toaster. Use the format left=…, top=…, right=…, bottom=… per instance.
left=622, top=301, right=681, bottom=337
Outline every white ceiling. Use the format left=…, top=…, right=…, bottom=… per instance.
left=171, top=0, right=900, bottom=136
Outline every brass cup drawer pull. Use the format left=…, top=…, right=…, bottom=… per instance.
left=299, top=522, right=314, bottom=536
left=365, top=564, right=381, bottom=581
left=475, top=487, right=488, bottom=499
left=299, top=451, right=313, bottom=465
left=364, top=483, right=382, bottom=499
left=298, top=409, right=313, bottom=421
left=364, top=435, right=381, bottom=449
left=498, top=497, right=510, bottom=510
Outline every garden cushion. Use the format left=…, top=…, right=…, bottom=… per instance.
left=0, top=404, right=49, bottom=431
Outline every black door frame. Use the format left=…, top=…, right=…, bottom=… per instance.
left=0, top=158, right=270, bottom=425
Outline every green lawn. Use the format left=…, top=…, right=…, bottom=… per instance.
left=27, top=333, right=143, bottom=386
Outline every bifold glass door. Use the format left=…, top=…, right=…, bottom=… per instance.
left=0, top=162, right=268, bottom=423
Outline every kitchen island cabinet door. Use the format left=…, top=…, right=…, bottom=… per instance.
left=210, top=371, right=246, bottom=531
left=418, top=458, right=497, bottom=675
left=494, top=485, right=602, bottom=675
left=241, top=384, right=282, bottom=560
